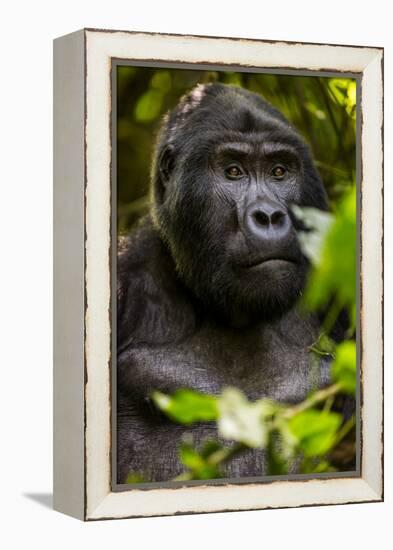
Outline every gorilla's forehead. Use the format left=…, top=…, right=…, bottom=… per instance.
left=213, top=137, right=301, bottom=160
left=193, top=111, right=302, bottom=151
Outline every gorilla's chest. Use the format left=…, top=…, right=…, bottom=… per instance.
left=116, top=315, right=331, bottom=482
left=119, top=317, right=329, bottom=405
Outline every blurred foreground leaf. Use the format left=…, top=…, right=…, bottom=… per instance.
left=126, top=472, right=146, bottom=484
left=289, top=409, right=341, bottom=457
left=179, top=440, right=222, bottom=480
left=152, top=389, right=218, bottom=424
left=299, top=187, right=356, bottom=327
left=332, top=340, right=356, bottom=395
left=134, top=89, right=163, bottom=122
left=291, top=205, right=334, bottom=265
left=217, top=388, right=275, bottom=448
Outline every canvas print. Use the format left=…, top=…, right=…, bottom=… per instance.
left=115, top=66, right=357, bottom=485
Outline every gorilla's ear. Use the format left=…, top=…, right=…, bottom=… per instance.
left=158, top=144, right=175, bottom=186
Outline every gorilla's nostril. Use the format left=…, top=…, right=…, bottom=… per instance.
left=253, top=209, right=285, bottom=228
left=253, top=210, right=270, bottom=227
left=271, top=211, right=285, bottom=226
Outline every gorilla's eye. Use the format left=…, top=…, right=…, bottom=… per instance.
left=271, top=165, right=287, bottom=179
left=225, top=164, right=244, bottom=180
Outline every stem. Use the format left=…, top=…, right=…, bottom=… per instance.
left=333, top=415, right=356, bottom=447
left=172, top=443, right=246, bottom=482
left=308, top=331, right=335, bottom=358
left=323, top=395, right=335, bottom=413
left=308, top=345, right=333, bottom=357
left=283, top=383, right=342, bottom=418
left=171, top=380, right=347, bottom=482
left=173, top=472, right=194, bottom=481
left=208, top=442, right=246, bottom=466
left=322, top=297, right=344, bottom=337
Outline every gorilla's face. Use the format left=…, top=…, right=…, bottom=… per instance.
left=152, top=84, right=328, bottom=325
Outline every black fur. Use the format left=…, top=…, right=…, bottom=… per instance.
left=117, top=83, right=331, bottom=483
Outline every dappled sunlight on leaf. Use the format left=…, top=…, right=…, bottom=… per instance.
left=291, top=205, right=334, bottom=265
left=217, top=388, right=275, bottom=448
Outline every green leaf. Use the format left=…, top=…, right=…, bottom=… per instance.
left=150, top=71, right=172, bottom=93
left=200, top=439, right=222, bottom=458
left=331, top=340, right=356, bottom=395
left=217, top=388, right=275, bottom=448
left=179, top=442, right=205, bottom=470
left=152, top=389, right=218, bottom=424
left=309, top=333, right=336, bottom=357
left=192, top=464, right=222, bottom=480
left=303, top=187, right=356, bottom=318
left=125, top=472, right=146, bottom=484
left=134, top=89, right=163, bottom=122
left=275, top=418, right=298, bottom=460
left=266, top=430, right=290, bottom=475
left=179, top=440, right=222, bottom=480
left=313, top=460, right=336, bottom=473
left=299, top=458, right=336, bottom=474
left=289, top=409, right=342, bottom=457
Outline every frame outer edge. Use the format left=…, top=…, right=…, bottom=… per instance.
left=53, top=29, right=86, bottom=521
left=360, top=49, right=384, bottom=499
left=83, top=29, right=384, bottom=520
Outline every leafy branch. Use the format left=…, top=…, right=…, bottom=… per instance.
left=150, top=339, right=355, bottom=482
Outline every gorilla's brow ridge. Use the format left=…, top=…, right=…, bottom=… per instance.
left=215, top=141, right=253, bottom=157
left=215, top=140, right=300, bottom=161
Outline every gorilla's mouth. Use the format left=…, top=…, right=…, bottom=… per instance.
left=249, top=258, right=294, bottom=269
left=238, top=253, right=297, bottom=270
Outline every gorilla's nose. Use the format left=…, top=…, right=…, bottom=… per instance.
left=244, top=200, right=291, bottom=242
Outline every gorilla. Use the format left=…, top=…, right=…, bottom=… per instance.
left=117, top=82, right=332, bottom=483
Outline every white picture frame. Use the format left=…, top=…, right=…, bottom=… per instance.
left=53, top=28, right=383, bottom=521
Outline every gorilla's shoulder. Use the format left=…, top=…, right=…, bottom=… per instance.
left=118, top=216, right=164, bottom=274
left=117, top=216, right=196, bottom=350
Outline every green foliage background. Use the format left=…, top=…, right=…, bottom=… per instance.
left=117, top=66, right=356, bottom=232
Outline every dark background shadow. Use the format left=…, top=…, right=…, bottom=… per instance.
left=23, top=493, right=53, bottom=509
